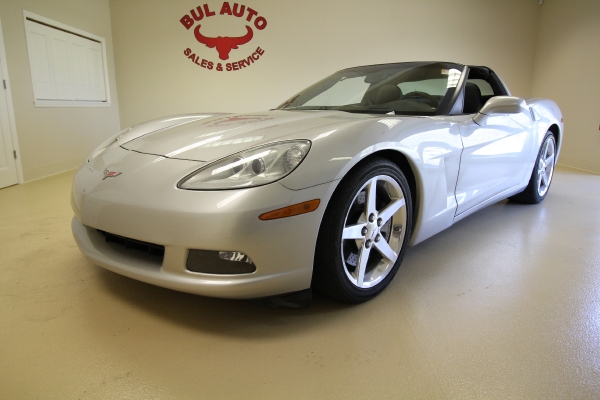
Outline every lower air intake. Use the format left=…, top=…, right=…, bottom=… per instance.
left=98, top=230, right=165, bottom=258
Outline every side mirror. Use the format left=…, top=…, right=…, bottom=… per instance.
left=473, top=96, right=528, bottom=125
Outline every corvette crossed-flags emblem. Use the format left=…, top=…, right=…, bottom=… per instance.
left=103, top=169, right=122, bottom=180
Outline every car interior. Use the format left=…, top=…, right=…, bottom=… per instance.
left=463, top=66, right=509, bottom=114
left=357, top=65, right=458, bottom=113
left=281, top=64, right=510, bottom=116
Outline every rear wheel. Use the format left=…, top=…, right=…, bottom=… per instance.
left=511, top=132, right=556, bottom=204
left=313, top=158, right=412, bottom=303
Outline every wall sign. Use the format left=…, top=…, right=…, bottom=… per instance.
left=180, top=3, right=267, bottom=72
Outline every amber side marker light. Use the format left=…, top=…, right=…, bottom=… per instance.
left=259, top=199, right=320, bottom=221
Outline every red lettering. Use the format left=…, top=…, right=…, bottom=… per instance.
left=251, top=52, right=259, bottom=60
left=254, top=16, right=267, bottom=30
left=246, top=7, right=258, bottom=22
left=226, top=63, right=232, bottom=71
left=256, top=47, right=264, bottom=55
left=201, top=59, right=208, bottom=67
left=190, top=6, right=204, bottom=21
left=246, top=55, right=254, bottom=64
left=239, top=60, right=247, bottom=68
left=184, top=48, right=192, bottom=56
left=188, top=52, right=197, bottom=60
left=203, top=4, right=216, bottom=17
left=233, top=62, right=239, bottom=71
left=220, top=2, right=232, bottom=15
left=233, top=3, right=245, bottom=17
left=208, top=61, right=214, bottom=70
left=180, top=15, right=194, bottom=29
left=194, top=55, right=201, bottom=65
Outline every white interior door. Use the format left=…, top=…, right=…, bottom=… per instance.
left=0, top=49, right=18, bottom=189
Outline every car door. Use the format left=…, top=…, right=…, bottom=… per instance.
left=452, top=80, right=535, bottom=215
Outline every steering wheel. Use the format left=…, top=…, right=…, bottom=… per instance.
left=401, top=91, right=440, bottom=108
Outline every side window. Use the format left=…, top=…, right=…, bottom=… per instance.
left=463, top=67, right=509, bottom=114
left=466, top=79, right=494, bottom=96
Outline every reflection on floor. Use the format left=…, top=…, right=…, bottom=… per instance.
left=1, top=166, right=599, bottom=399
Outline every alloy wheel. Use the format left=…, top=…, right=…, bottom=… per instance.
left=340, top=175, right=407, bottom=288
left=537, top=136, right=556, bottom=197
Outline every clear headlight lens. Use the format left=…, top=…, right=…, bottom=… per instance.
left=178, top=140, right=311, bottom=190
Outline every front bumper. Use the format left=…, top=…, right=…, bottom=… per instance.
left=71, top=150, right=335, bottom=298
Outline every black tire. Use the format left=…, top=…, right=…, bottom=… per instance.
left=312, top=157, right=412, bottom=303
left=510, top=131, right=556, bottom=204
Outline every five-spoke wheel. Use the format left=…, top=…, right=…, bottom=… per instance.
left=340, top=175, right=407, bottom=288
left=313, top=158, right=412, bottom=302
left=511, top=131, right=556, bottom=204
left=537, top=135, right=555, bottom=197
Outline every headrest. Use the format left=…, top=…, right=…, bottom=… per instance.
left=375, top=84, right=402, bottom=104
left=463, top=82, right=482, bottom=114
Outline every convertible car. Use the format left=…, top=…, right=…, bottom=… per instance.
left=71, top=61, right=562, bottom=307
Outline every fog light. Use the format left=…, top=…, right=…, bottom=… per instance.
left=186, top=249, right=256, bottom=274
left=219, top=251, right=253, bottom=263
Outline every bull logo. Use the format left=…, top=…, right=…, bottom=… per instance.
left=194, top=25, right=253, bottom=60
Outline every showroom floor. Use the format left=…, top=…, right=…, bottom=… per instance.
left=1, top=166, right=599, bottom=399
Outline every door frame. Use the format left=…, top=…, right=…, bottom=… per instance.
left=0, top=17, right=23, bottom=184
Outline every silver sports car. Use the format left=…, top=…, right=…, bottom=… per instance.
left=71, top=61, right=562, bottom=307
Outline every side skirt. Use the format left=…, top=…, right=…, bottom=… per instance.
left=453, top=183, right=527, bottom=224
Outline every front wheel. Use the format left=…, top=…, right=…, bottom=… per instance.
left=313, top=158, right=412, bottom=303
left=511, top=132, right=556, bottom=204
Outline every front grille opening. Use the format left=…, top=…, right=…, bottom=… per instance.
left=98, top=230, right=165, bottom=258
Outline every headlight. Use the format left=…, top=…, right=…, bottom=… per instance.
left=88, top=127, right=132, bottom=161
left=178, top=140, right=311, bottom=190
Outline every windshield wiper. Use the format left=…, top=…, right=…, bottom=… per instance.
left=280, top=106, right=397, bottom=115
left=337, top=108, right=395, bottom=114
left=280, top=106, right=329, bottom=111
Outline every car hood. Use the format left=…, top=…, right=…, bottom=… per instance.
left=120, top=110, right=372, bottom=162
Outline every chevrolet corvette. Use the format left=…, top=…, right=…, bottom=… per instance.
left=71, top=61, right=563, bottom=307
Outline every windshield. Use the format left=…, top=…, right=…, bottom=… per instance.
left=276, top=62, right=463, bottom=115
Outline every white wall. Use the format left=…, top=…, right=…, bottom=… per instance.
left=4, top=1, right=596, bottom=181
left=0, top=0, right=120, bottom=181
left=110, top=0, right=540, bottom=128
left=531, top=0, right=600, bottom=173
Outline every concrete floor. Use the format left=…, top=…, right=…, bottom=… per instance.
left=1, top=166, right=599, bottom=399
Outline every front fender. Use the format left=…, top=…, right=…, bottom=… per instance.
left=280, top=116, right=464, bottom=246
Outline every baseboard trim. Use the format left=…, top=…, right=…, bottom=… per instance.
left=23, top=156, right=84, bottom=182
left=557, top=155, right=600, bottom=175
